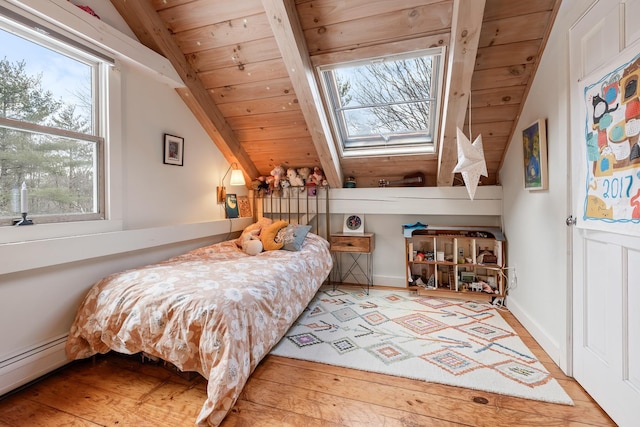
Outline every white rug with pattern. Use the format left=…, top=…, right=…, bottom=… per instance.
left=270, top=287, right=573, bottom=405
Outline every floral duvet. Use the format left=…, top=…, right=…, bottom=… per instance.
left=66, top=233, right=332, bottom=426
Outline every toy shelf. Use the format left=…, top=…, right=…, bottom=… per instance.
left=403, top=225, right=506, bottom=302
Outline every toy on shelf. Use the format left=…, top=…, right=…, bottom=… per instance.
left=252, top=165, right=327, bottom=196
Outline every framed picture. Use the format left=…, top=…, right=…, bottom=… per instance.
left=343, top=214, right=364, bottom=234
left=237, top=195, right=252, bottom=218
left=163, top=134, right=184, bottom=166
left=225, top=193, right=239, bottom=218
left=522, top=119, right=548, bottom=190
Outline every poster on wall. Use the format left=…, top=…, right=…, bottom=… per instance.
left=579, top=47, right=640, bottom=234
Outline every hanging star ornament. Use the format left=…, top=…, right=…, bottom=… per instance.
left=453, top=127, right=488, bottom=200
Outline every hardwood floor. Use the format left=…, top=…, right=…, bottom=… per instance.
left=0, top=300, right=616, bottom=426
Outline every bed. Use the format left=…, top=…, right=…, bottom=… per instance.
left=65, top=212, right=332, bottom=426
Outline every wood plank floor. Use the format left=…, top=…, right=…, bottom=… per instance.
left=0, top=297, right=616, bottom=426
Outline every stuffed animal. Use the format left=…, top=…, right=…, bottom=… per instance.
left=270, top=165, right=286, bottom=188
left=298, top=167, right=311, bottom=184
left=251, top=177, right=269, bottom=197
left=260, top=220, right=288, bottom=251
left=287, top=168, right=304, bottom=187
left=280, top=178, right=291, bottom=197
left=235, top=217, right=273, bottom=248
left=264, top=175, right=276, bottom=194
left=74, top=4, right=100, bottom=19
left=240, top=229, right=263, bottom=256
left=310, top=167, right=325, bottom=186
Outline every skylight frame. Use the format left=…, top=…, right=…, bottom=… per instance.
left=318, top=47, right=445, bottom=158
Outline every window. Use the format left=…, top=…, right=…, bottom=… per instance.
left=318, top=48, right=444, bottom=157
left=0, top=11, right=110, bottom=226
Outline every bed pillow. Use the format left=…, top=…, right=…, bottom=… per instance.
left=235, top=217, right=273, bottom=247
left=277, top=224, right=312, bottom=251
left=260, top=220, right=289, bottom=251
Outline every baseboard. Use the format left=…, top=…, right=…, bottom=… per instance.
left=506, top=297, right=565, bottom=372
left=373, top=274, right=406, bottom=288
left=0, top=335, right=69, bottom=396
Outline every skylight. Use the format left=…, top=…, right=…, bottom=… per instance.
left=318, top=47, right=445, bottom=157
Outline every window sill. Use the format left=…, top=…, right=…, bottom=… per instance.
left=0, top=219, right=123, bottom=245
left=0, top=218, right=251, bottom=276
left=341, top=145, right=436, bottom=158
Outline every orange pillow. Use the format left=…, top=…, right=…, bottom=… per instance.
left=260, top=220, right=288, bottom=251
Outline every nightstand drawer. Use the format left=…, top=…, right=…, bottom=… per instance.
left=330, top=233, right=375, bottom=253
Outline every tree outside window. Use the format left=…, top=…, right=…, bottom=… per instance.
left=0, top=25, right=104, bottom=224
left=319, top=48, right=444, bottom=156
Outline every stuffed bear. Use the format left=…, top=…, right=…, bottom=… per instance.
left=240, top=229, right=263, bottom=256
left=235, top=217, right=273, bottom=248
left=298, top=167, right=311, bottom=184
left=287, top=167, right=304, bottom=187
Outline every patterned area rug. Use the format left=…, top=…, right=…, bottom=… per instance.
left=270, top=287, right=574, bottom=405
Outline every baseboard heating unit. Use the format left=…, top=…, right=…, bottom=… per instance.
left=0, top=334, right=68, bottom=396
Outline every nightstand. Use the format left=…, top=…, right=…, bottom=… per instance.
left=329, top=232, right=375, bottom=294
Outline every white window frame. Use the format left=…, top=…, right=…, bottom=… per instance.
left=317, top=47, right=445, bottom=158
left=0, top=1, right=124, bottom=243
left=0, top=8, right=111, bottom=226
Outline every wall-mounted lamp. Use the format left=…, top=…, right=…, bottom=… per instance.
left=217, top=162, right=246, bottom=203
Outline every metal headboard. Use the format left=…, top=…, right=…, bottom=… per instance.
left=253, top=186, right=330, bottom=240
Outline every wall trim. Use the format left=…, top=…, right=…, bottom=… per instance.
left=330, top=186, right=503, bottom=216
left=507, top=296, right=565, bottom=372
left=374, top=274, right=405, bottom=288
left=0, top=218, right=252, bottom=276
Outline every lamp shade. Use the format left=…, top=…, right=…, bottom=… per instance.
left=229, top=169, right=245, bottom=186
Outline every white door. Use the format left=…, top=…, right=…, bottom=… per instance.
left=569, top=1, right=640, bottom=426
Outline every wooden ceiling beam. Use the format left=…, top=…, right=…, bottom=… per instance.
left=260, top=0, right=343, bottom=188
left=437, top=0, right=485, bottom=186
left=108, top=0, right=259, bottom=184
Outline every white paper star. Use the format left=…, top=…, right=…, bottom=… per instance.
left=453, top=127, right=487, bottom=200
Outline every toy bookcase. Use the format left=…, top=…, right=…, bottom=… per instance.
left=404, top=225, right=506, bottom=301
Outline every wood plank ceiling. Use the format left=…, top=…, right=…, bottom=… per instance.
left=110, top=0, right=561, bottom=189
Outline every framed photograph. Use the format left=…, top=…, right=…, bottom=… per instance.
left=225, top=193, right=239, bottom=218
left=343, top=214, right=365, bottom=234
left=237, top=195, right=252, bottom=218
left=522, top=119, right=548, bottom=190
left=163, top=133, right=184, bottom=166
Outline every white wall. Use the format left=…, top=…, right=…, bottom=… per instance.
left=119, top=61, right=238, bottom=229
left=328, top=187, right=503, bottom=287
left=500, top=0, right=595, bottom=372
left=0, top=0, right=249, bottom=394
left=363, top=213, right=501, bottom=287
